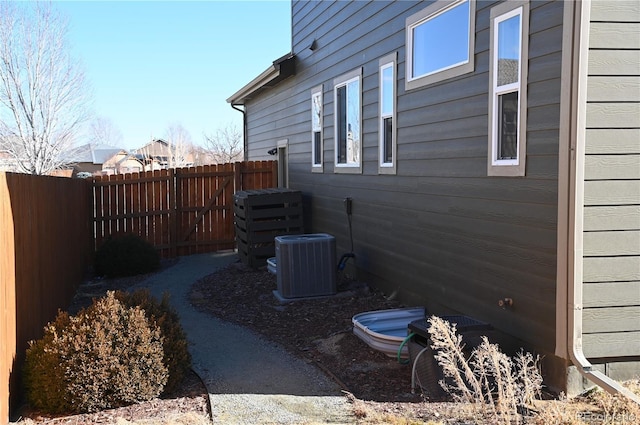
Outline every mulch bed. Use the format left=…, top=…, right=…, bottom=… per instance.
left=16, top=370, right=210, bottom=424
left=190, top=260, right=423, bottom=403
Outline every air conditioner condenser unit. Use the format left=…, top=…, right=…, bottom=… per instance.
left=275, top=233, right=336, bottom=298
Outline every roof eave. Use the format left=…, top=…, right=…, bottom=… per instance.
left=227, top=53, right=295, bottom=105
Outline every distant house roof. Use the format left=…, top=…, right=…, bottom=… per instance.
left=115, top=153, right=144, bottom=168
left=227, top=53, right=296, bottom=105
left=93, top=147, right=125, bottom=164
left=135, top=139, right=172, bottom=157
left=67, top=143, right=125, bottom=164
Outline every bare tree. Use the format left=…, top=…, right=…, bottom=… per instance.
left=164, top=123, right=194, bottom=168
left=0, top=1, right=90, bottom=175
left=203, top=123, right=243, bottom=164
left=88, top=117, right=123, bottom=147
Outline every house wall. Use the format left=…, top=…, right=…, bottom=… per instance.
left=245, top=0, right=564, bottom=356
left=581, top=0, right=640, bottom=360
left=117, top=158, right=144, bottom=174
left=74, top=163, right=103, bottom=175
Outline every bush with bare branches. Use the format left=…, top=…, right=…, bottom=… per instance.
left=427, top=315, right=542, bottom=424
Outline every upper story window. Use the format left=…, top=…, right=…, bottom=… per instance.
left=488, top=1, right=529, bottom=177
left=334, top=68, right=362, bottom=174
left=379, top=53, right=397, bottom=174
left=311, top=85, right=323, bottom=172
left=406, top=0, right=476, bottom=90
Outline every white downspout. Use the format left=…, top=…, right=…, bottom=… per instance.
left=566, top=0, right=640, bottom=404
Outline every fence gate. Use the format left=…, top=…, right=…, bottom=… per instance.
left=92, top=161, right=277, bottom=257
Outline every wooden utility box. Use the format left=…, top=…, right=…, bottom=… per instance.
left=234, top=188, right=303, bottom=267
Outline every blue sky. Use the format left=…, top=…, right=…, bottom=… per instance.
left=56, top=1, right=291, bottom=149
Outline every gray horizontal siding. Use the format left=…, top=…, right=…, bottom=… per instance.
left=584, top=155, right=640, bottom=180
left=584, top=181, right=640, bottom=205
left=584, top=282, right=640, bottom=308
left=585, top=129, right=640, bottom=155
left=589, top=23, right=640, bottom=49
left=245, top=0, right=564, bottom=354
left=588, top=50, right=640, bottom=76
left=583, top=231, right=640, bottom=256
left=583, top=307, right=640, bottom=333
left=587, top=77, right=640, bottom=102
left=582, top=0, right=640, bottom=359
left=586, top=103, right=640, bottom=128
left=584, top=206, right=640, bottom=231
left=591, top=0, right=640, bottom=21
left=583, top=332, right=640, bottom=358
left=583, top=257, right=640, bottom=283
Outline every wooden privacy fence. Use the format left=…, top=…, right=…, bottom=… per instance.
left=92, top=161, right=277, bottom=257
left=0, top=161, right=274, bottom=420
left=0, top=173, right=93, bottom=423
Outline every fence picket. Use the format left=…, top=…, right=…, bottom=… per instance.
left=131, top=173, right=140, bottom=237
left=204, top=165, right=212, bottom=254
left=93, top=176, right=103, bottom=248
left=124, top=172, right=133, bottom=234
left=117, top=173, right=125, bottom=234
left=158, top=169, right=166, bottom=250
left=223, top=162, right=235, bottom=250
left=196, top=166, right=204, bottom=253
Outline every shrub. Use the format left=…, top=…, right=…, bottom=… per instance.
left=23, top=292, right=168, bottom=413
left=23, top=312, right=73, bottom=413
left=94, top=233, right=160, bottom=278
left=427, top=315, right=542, bottom=425
left=115, top=289, right=192, bottom=394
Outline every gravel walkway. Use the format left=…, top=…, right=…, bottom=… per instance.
left=132, top=252, right=353, bottom=424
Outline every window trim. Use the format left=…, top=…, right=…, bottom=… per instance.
left=405, top=0, right=476, bottom=91
left=487, top=0, right=529, bottom=177
left=334, top=68, right=362, bottom=174
left=379, top=53, right=397, bottom=175
left=311, top=85, right=323, bottom=173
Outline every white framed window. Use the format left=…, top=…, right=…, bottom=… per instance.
left=406, top=0, right=475, bottom=91
left=311, top=85, right=323, bottom=172
left=488, top=1, right=529, bottom=177
left=379, top=53, right=397, bottom=174
left=334, top=68, right=362, bottom=174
